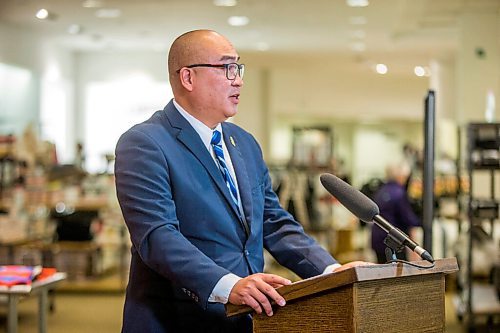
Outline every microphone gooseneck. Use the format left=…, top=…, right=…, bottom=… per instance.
left=319, top=173, right=434, bottom=263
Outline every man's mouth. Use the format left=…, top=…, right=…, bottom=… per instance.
left=229, top=94, right=240, bottom=103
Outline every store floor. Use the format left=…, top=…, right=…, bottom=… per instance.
left=0, top=293, right=123, bottom=333
left=0, top=292, right=469, bottom=333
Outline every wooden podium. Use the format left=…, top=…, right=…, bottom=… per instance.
left=226, top=258, right=458, bottom=333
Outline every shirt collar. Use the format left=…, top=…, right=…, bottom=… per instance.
left=173, top=99, right=223, bottom=150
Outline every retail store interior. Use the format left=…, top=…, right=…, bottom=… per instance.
left=0, top=0, right=499, bottom=332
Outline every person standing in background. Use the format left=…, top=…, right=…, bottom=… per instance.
left=115, top=29, right=370, bottom=333
left=74, top=142, right=85, bottom=170
left=371, top=162, right=421, bottom=263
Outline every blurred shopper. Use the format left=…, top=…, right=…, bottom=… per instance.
left=371, top=162, right=421, bottom=263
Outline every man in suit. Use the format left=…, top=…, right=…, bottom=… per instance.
left=115, top=29, right=369, bottom=333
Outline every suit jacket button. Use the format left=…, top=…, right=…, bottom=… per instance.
left=244, top=250, right=249, bottom=256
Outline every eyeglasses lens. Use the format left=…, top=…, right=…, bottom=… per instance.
left=227, top=63, right=244, bottom=80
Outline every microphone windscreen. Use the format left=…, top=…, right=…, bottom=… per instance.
left=320, top=173, right=379, bottom=222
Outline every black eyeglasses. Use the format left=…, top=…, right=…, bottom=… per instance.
left=176, top=63, right=245, bottom=80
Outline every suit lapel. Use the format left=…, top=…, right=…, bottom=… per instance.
left=164, top=103, right=241, bottom=220
left=223, top=124, right=253, bottom=232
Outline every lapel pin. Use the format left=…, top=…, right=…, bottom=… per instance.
left=230, top=136, right=236, bottom=147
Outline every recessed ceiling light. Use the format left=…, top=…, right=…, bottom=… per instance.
left=95, top=8, right=122, bottom=18
left=414, top=66, right=430, bottom=77
left=414, top=66, right=425, bottom=77
left=214, top=0, right=237, bottom=6
left=347, top=0, right=369, bottom=7
left=36, top=9, right=49, bottom=20
left=375, top=63, right=388, bottom=74
left=228, top=16, right=249, bottom=26
left=82, top=0, right=103, bottom=8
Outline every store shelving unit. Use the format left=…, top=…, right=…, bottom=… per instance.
left=458, top=122, right=500, bottom=332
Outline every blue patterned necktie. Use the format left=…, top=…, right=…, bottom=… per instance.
left=211, top=130, right=239, bottom=207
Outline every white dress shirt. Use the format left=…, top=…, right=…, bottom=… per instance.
left=173, top=99, right=340, bottom=304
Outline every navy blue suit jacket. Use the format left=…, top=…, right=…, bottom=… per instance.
left=115, top=100, right=336, bottom=332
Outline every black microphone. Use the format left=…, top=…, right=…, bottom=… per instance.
left=319, top=173, right=434, bottom=263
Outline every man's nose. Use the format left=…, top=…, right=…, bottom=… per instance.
left=232, top=74, right=244, bottom=86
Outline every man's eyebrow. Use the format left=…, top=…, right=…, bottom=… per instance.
left=219, top=55, right=240, bottom=62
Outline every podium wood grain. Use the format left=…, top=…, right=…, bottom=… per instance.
left=226, top=258, right=458, bottom=333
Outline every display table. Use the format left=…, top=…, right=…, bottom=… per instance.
left=0, top=272, right=66, bottom=333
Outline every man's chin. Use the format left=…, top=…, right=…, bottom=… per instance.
left=224, top=108, right=238, bottom=119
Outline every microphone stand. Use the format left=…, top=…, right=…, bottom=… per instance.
left=374, top=214, right=434, bottom=263
left=383, top=230, right=406, bottom=262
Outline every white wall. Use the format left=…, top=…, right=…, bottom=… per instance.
left=75, top=51, right=171, bottom=172
left=0, top=23, right=76, bottom=163
left=0, top=63, right=38, bottom=135
left=0, top=23, right=40, bottom=136
left=38, top=41, right=75, bottom=163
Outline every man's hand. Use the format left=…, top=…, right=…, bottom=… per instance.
left=228, top=273, right=292, bottom=316
left=333, top=261, right=375, bottom=273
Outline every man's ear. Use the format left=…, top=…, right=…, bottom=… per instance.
left=179, top=68, right=194, bottom=92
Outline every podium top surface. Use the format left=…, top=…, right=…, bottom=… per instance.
left=226, top=257, right=458, bottom=317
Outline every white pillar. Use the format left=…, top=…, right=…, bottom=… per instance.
left=430, top=58, right=458, bottom=158
left=456, top=6, right=500, bottom=123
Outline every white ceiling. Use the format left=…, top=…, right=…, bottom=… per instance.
left=0, top=0, right=498, bottom=65
left=0, top=0, right=500, bottom=81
